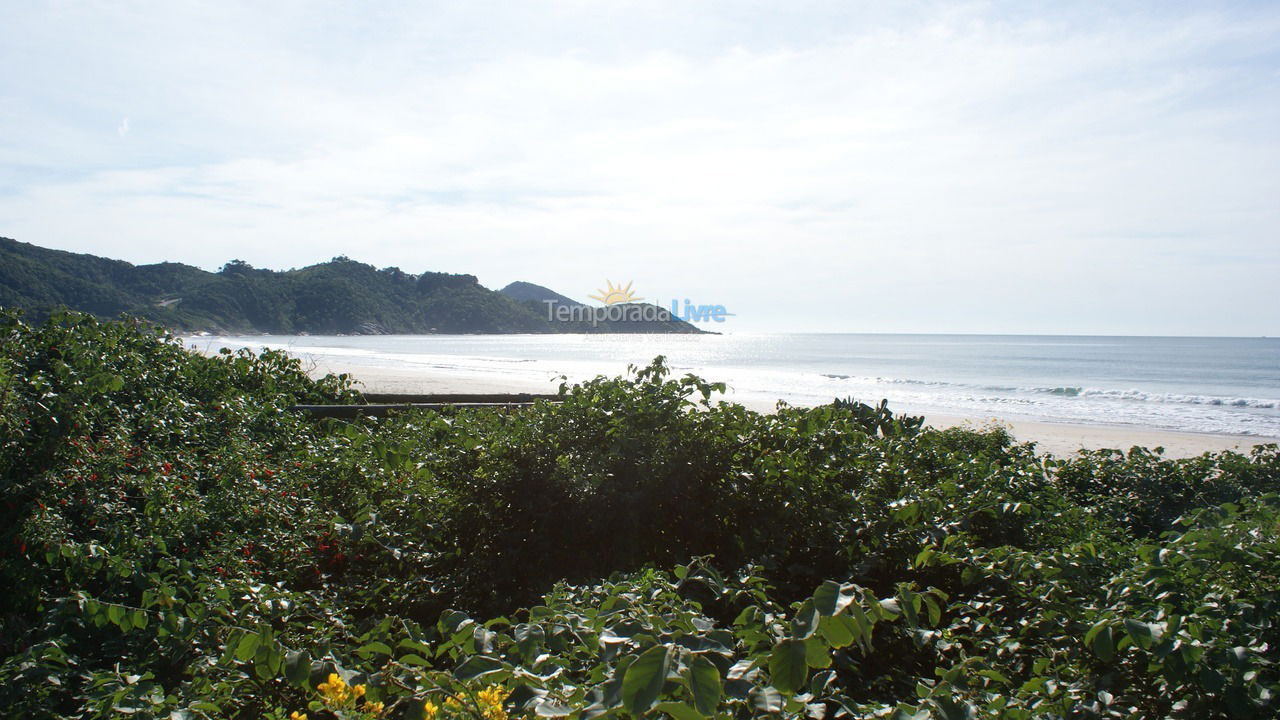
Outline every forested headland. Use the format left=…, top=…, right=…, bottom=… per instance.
left=0, top=237, right=702, bottom=335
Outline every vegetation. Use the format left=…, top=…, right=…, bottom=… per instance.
left=1, top=310, right=1277, bottom=719
left=0, top=238, right=702, bottom=334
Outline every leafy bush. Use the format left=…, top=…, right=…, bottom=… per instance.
left=1, top=311, right=1277, bottom=718
left=1053, top=445, right=1280, bottom=537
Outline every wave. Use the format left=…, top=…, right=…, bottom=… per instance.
left=820, top=373, right=949, bottom=387
left=813, top=373, right=1280, bottom=410
left=1064, top=388, right=1278, bottom=409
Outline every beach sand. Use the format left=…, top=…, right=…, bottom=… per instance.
left=917, top=413, right=1270, bottom=459
left=308, top=362, right=1278, bottom=459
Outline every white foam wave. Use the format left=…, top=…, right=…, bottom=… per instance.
left=1020, top=386, right=1279, bottom=409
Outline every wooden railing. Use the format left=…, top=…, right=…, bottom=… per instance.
left=287, top=393, right=561, bottom=418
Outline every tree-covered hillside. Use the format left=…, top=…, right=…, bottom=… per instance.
left=0, top=238, right=704, bottom=335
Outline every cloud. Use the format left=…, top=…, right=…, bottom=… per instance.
left=117, top=117, right=129, bottom=137
left=1, top=2, right=1278, bottom=334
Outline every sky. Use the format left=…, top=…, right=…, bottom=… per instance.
left=2, top=1, right=1279, bottom=335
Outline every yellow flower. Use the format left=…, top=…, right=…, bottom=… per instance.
left=289, top=713, right=307, bottom=720
left=354, top=684, right=367, bottom=698
left=478, top=685, right=510, bottom=720
left=317, top=672, right=343, bottom=693
left=423, top=700, right=439, bottom=719
left=317, top=673, right=352, bottom=705
left=478, top=685, right=508, bottom=705
left=366, top=701, right=385, bottom=715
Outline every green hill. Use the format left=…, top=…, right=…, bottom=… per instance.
left=0, top=237, right=706, bottom=334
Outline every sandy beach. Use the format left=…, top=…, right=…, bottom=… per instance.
left=918, top=413, right=1271, bottom=459
left=309, top=362, right=1278, bottom=459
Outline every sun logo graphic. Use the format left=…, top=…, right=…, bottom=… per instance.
left=589, top=280, right=643, bottom=305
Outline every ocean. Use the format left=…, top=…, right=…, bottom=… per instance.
left=193, top=333, right=1280, bottom=438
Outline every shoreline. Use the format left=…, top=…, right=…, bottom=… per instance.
left=307, top=362, right=1278, bottom=459
left=917, top=412, right=1270, bottom=459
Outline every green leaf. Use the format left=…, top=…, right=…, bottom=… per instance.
left=791, top=599, right=819, bottom=640
left=898, top=587, right=919, bottom=628
left=622, top=645, right=671, bottom=715
left=1083, top=620, right=1107, bottom=646
left=769, top=639, right=808, bottom=695
left=653, top=702, right=702, bottom=720
left=1091, top=626, right=1115, bottom=662
left=977, top=669, right=1011, bottom=685
left=454, top=655, right=504, bottom=680
left=254, top=639, right=279, bottom=680
left=818, top=615, right=856, bottom=648
left=687, top=654, right=721, bottom=715
left=804, top=636, right=832, bottom=669
left=358, top=641, right=394, bottom=657
left=734, top=606, right=762, bottom=627
left=235, top=632, right=260, bottom=663
left=813, top=581, right=855, bottom=616
left=914, top=546, right=935, bottom=568
left=535, top=699, right=574, bottom=717
left=438, top=609, right=471, bottom=635
left=749, top=686, right=783, bottom=713
left=848, top=602, right=873, bottom=645
left=515, top=623, right=546, bottom=658
left=877, top=597, right=901, bottom=620
left=284, top=650, right=311, bottom=686
left=923, top=594, right=942, bottom=627
left=930, top=696, right=975, bottom=720
left=1123, top=619, right=1161, bottom=650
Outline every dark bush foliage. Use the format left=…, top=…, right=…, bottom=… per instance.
left=1, top=311, right=1277, bottom=718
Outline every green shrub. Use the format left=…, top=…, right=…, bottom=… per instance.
left=1, top=312, right=1276, bottom=718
